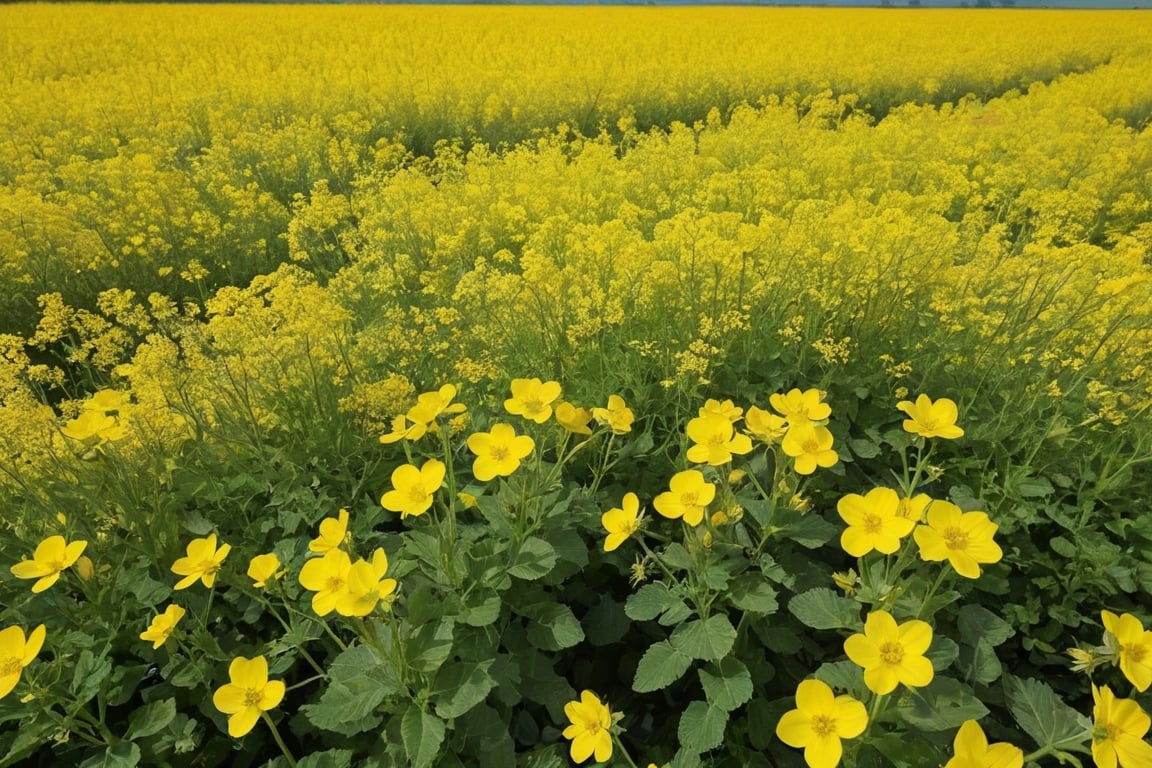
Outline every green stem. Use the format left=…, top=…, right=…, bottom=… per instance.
left=917, top=567, right=950, bottom=619
left=262, top=711, right=298, bottom=768
left=611, top=732, right=641, bottom=768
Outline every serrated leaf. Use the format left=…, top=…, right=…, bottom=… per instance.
left=461, top=592, right=502, bottom=627
left=401, top=708, right=445, bottom=768
left=671, top=616, right=737, bottom=661
left=728, top=575, right=779, bottom=615
left=698, top=657, right=753, bottom=711
left=297, top=749, right=354, bottom=768
left=301, top=644, right=397, bottom=736
left=508, top=537, right=557, bottom=580
left=957, top=604, right=1014, bottom=648
left=959, top=638, right=1003, bottom=685
left=80, top=741, right=140, bottom=768
left=626, top=582, right=691, bottom=625
left=583, top=595, right=630, bottom=647
left=72, top=649, right=112, bottom=703
left=525, top=603, right=584, bottom=651
left=814, top=660, right=866, bottom=701
left=778, top=513, right=837, bottom=549
left=407, top=619, right=455, bottom=673
left=1005, top=676, right=1089, bottom=752
left=894, top=676, right=988, bottom=732
left=788, top=588, right=860, bottom=630
left=677, top=700, right=728, bottom=754
left=633, top=640, right=693, bottom=692
left=433, top=661, right=497, bottom=719
left=849, top=437, right=881, bottom=459
left=927, top=636, right=960, bottom=672
left=126, top=698, right=176, bottom=741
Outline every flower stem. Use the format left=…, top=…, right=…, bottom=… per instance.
left=611, top=733, right=641, bottom=768
left=262, top=711, right=298, bottom=768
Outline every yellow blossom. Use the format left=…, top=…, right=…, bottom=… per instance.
left=897, top=394, right=965, bottom=439
left=140, top=605, right=186, bottom=649
left=562, top=690, right=613, bottom=764
left=837, top=488, right=916, bottom=557
left=781, top=423, right=838, bottom=475
left=653, top=470, right=715, bottom=527
left=699, top=398, right=742, bottom=422
left=844, top=610, right=934, bottom=695
left=592, top=394, right=634, bottom=434
left=10, top=535, right=88, bottom=593
left=466, top=423, right=535, bottom=481
left=381, top=458, right=446, bottom=518
left=212, top=655, right=285, bottom=738
left=1102, top=611, right=1152, bottom=692
left=0, top=624, right=46, bottom=701
left=171, top=534, right=231, bottom=590
left=944, top=719, right=1023, bottom=768
left=309, top=509, right=350, bottom=553
left=60, top=410, right=127, bottom=446
left=504, top=377, right=562, bottom=423
left=1092, top=684, right=1152, bottom=768
left=913, top=501, right=1002, bottom=579
left=555, top=401, right=594, bottom=435
left=770, top=388, right=831, bottom=424
left=775, top=678, right=867, bottom=768
left=298, top=548, right=352, bottom=617
left=407, top=383, right=467, bottom=424
left=247, top=553, right=283, bottom=589
left=602, top=492, right=642, bottom=552
left=336, top=548, right=397, bottom=617
left=745, top=405, right=788, bottom=443
left=379, top=414, right=427, bottom=444
left=897, top=493, right=933, bottom=523
left=685, top=411, right=754, bottom=466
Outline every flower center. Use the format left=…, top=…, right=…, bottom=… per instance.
left=523, top=398, right=544, bottom=415
left=810, top=714, right=837, bottom=737
left=680, top=492, right=699, bottom=508
left=325, top=575, right=346, bottom=593
left=0, top=657, right=21, bottom=676
left=1123, top=643, right=1148, bottom=663
left=243, top=688, right=264, bottom=708
left=407, top=486, right=429, bottom=504
left=862, top=513, right=883, bottom=534
left=801, top=438, right=821, bottom=453
left=489, top=445, right=510, bottom=462
left=45, top=558, right=66, bottom=573
left=942, top=526, right=969, bottom=550
left=879, top=641, right=905, bottom=665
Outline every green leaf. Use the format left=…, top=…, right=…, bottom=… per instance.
left=815, top=660, right=866, bottom=701
left=508, top=537, right=558, bottom=580
left=778, top=513, right=837, bottom=549
left=80, top=741, right=140, bottom=768
left=1005, top=676, right=1090, bottom=752
left=407, top=619, right=455, bottom=673
left=727, top=575, right=779, bottom=615
left=959, top=638, right=1003, bottom=685
left=72, top=649, right=113, bottom=704
left=849, top=437, right=881, bottom=459
left=432, top=661, right=497, bottom=719
left=296, top=750, right=354, bottom=768
left=301, top=645, right=397, bottom=736
left=894, top=676, right=989, bottom=732
left=927, top=636, right=960, bottom=672
left=698, top=657, right=753, bottom=711
left=671, top=616, right=737, bottom=661
left=125, top=698, right=176, bottom=741
left=677, top=700, right=728, bottom=754
left=626, top=582, right=692, bottom=625
left=457, top=705, right=516, bottom=768
left=461, top=592, right=502, bottom=627
left=661, top=543, right=694, bottom=571
left=633, top=640, right=693, bottom=692
left=401, top=708, right=445, bottom=768
left=788, top=588, right=861, bottom=630
left=957, top=604, right=1014, bottom=648
left=583, top=595, right=630, bottom=647
left=525, top=603, right=584, bottom=651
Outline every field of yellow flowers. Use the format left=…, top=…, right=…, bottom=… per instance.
left=3, top=5, right=1152, bottom=767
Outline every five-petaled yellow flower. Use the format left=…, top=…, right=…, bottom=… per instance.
left=699, top=398, right=743, bottom=423
left=562, top=690, right=613, bottom=764
left=212, top=655, right=286, bottom=738
left=592, top=394, right=634, bottom=434
left=837, top=488, right=916, bottom=557
left=408, top=383, right=467, bottom=424
left=467, top=423, right=535, bottom=481
left=0, top=624, right=46, bottom=700
left=60, top=410, right=127, bottom=445
left=555, top=401, right=594, bottom=435
left=944, top=719, right=1023, bottom=768
left=337, top=548, right=398, bottom=617
left=379, top=414, right=426, bottom=444
left=653, top=470, right=716, bottom=527
left=1102, top=611, right=1152, bottom=692
left=897, top=394, right=964, bottom=439
left=381, top=458, right=446, bottom=518
left=844, top=610, right=934, bottom=695
left=298, top=548, right=352, bottom=617
left=913, top=501, right=1002, bottom=579
left=602, top=493, right=642, bottom=552
left=770, top=388, right=832, bottom=424
left=1091, top=684, right=1152, bottom=768
left=686, top=411, right=754, bottom=466
left=775, top=678, right=867, bottom=768
left=247, top=553, right=283, bottom=589
left=140, top=605, right=186, bottom=649
left=781, top=423, right=839, bottom=475
left=10, top=535, right=88, bottom=593
left=745, top=405, right=788, bottom=443
left=897, top=493, right=933, bottom=523
left=505, top=377, right=562, bottom=423
left=309, top=509, right=350, bottom=553
left=171, top=534, right=231, bottom=590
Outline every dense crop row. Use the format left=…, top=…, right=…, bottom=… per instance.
left=2, top=6, right=1152, bottom=768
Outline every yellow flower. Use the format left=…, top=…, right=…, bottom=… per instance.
left=0, top=624, right=46, bottom=700
left=212, top=655, right=285, bottom=738
left=944, top=719, right=1023, bottom=768
left=1092, top=684, right=1152, bottom=768
left=83, top=389, right=130, bottom=413
left=140, top=605, right=186, bottom=649
left=602, top=493, right=642, bottom=552
left=171, top=534, right=231, bottom=590
left=699, top=398, right=743, bottom=422
left=60, top=410, right=127, bottom=445
left=408, top=383, right=467, bottom=424
left=309, top=509, right=350, bottom=554
left=781, top=423, right=838, bottom=475
left=555, top=401, right=594, bottom=435
left=379, top=414, right=426, bottom=444
left=653, top=470, right=715, bottom=527
left=247, top=553, right=283, bottom=589
left=336, top=548, right=397, bottom=617
left=10, top=535, right=88, bottom=593
left=745, top=405, right=788, bottom=443
left=457, top=491, right=479, bottom=509
left=775, top=678, right=867, bottom=768
left=897, top=394, right=964, bottom=439
left=685, top=411, right=754, bottom=466
left=897, top=493, right=933, bottom=523
left=837, top=488, right=916, bottom=557
left=844, top=610, right=934, bottom=695
left=562, top=690, right=613, bottom=764
left=770, top=388, right=831, bottom=424
left=466, top=423, right=535, bottom=481
left=592, top=394, right=634, bottom=434
left=75, top=555, right=95, bottom=581
left=504, top=377, right=562, bottom=423
left=1102, top=611, right=1152, bottom=692
left=298, top=548, right=352, bottom=617
left=381, top=458, right=446, bottom=518
left=913, top=502, right=1002, bottom=579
